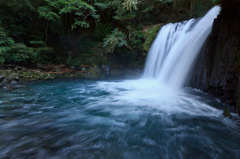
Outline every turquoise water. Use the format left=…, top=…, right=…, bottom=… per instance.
left=0, top=79, right=240, bottom=159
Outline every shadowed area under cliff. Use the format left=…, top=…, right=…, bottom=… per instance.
left=190, top=0, right=240, bottom=114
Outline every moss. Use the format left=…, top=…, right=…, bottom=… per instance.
left=143, top=24, right=161, bottom=53
left=87, top=65, right=103, bottom=79
left=74, top=73, right=86, bottom=78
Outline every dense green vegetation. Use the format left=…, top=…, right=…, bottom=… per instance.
left=0, top=0, right=216, bottom=68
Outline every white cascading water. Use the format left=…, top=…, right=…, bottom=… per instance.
left=143, top=6, right=221, bottom=90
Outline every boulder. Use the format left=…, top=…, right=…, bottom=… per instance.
left=10, top=80, right=18, bottom=85
left=86, top=65, right=103, bottom=79
left=0, top=75, right=5, bottom=82
left=102, top=65, right=110, bottom=76
left=1, top=78, right=9, bottom=85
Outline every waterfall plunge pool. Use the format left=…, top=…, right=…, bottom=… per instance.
left=0, top=79, right=240, bottom=159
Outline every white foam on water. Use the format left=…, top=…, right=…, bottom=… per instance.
left=84, top=7, right=222, bottom=119
left=94, top=79, right=221, bottom=117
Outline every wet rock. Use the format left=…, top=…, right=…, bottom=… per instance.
left=3, top=84, right=14, bottom=91
left=36, top=63, right=44, bottom=69
left=190, top=0, right=240, bottom=113
left=86, top=66, right=102, bottom=79
left=14, top=66, right=26, bottom=71
left=102, top=65, right=110, bottom=76
left=56, top=68, right=61, bottom=72
left=10, top=80, right=18, bottom=85
left=223, top=108, right=232, bottom=118
left=2, top=78, right=9, bottom=85
left=6, top=69, right=12, bottom=74
left=0, top=83, right=4, bottom=88
left=0, top=75, right=5, bottom=82
left=236, top=120, right=240, bottom=126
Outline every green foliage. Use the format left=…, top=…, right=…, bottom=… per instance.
left=31, top=46, right=54, bottom=64
left=155, top=0, right=174, bottom=3
left=212, top=0, right=223, bottom=5
left=0, top=26, right=54, bottom=65
left=4, top=43, right=31, bottom=64
left=66, top=51, right=77, bottom=67
left=127, top=25, right=144, bottom=49
left=0, top=27, right=15, bottom=46
left=4, top=44, right=54, bottom=65
left=71, top=20, right=89, bottom=29
left=46, top=0, right=100, bottom=30
left=93, top=1, right=111, bottom=10
left=29, top=41, right=47, bottom=47
left=103, top=29, right=128, bottom=53
left=38, top=6, right=60, bottom=22
left=113, top=0, right=137, bottom=21
left=0, top=0, right=216, bottom=66
left=94, top=23, right=114, bottom=40
left=0, top=27, right=15, bottom=64
left=122, top=0, right=139, bottom=11
left=66, top=36, right=104, bottom=67
left=143, top=24, right=160, bottom=52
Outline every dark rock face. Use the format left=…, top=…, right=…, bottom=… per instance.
left=191, top=0, right=240, bottom=112
left=0, top=75, right=5, bottom=82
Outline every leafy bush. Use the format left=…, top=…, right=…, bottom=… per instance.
left=4, top=44, right=54, bottom=65
left=31, top=46, right=54, bottom=64
left=29, top=41, right=47, bottom=47
left=0, top=27, right=15, bottom=64
left=4, top=43, right=30, bottom=64
left=127, top=25, right=144, bottom=49
left=122, top=0, right=139, bottom=11
left=46, top=0, right=100, bottom=30
left=0, top=27, right=54, bottom=65
left=94, top=23, right=114, bottom=40
left=143, top=24, right=160, bottom=52
left=103, top=28, right=128, bottom=53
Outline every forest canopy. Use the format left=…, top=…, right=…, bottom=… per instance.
left=0, top=0, right=217, bottom=67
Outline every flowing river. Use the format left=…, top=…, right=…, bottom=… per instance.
left=0, top=79, right=240, bottom=159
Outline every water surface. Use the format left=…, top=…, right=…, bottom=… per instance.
left=0, top=79, right=239, bottom=159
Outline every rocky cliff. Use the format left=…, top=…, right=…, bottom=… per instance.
left=191, top=0, right=240, bottom=114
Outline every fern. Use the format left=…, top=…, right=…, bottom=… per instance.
left=122, top=0, right=139, bottom=11
left=93, top=1, right=111, bottom=10
left=29, top=41, right=47, bottom=47
left=51, top=0, right=100, bottom=30
left=38, top=6, right=60, bottom=22
left=0, top=27, right=15, bottom=46
left=103, top=28, right=128, bottom=53
left=71, top=20, right=89, bottom=29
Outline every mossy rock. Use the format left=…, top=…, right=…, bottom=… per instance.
left=73, top=73, right=86, bottom=78
left=86, top=66, right=103, bottom=79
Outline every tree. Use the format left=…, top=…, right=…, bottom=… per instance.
left=45, top=0, right=99, bottom=30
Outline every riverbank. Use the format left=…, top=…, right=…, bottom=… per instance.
left=0, top=64, right=143, bottom=91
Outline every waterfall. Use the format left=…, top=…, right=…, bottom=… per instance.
left=143, top=6, right=221, bottom=90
